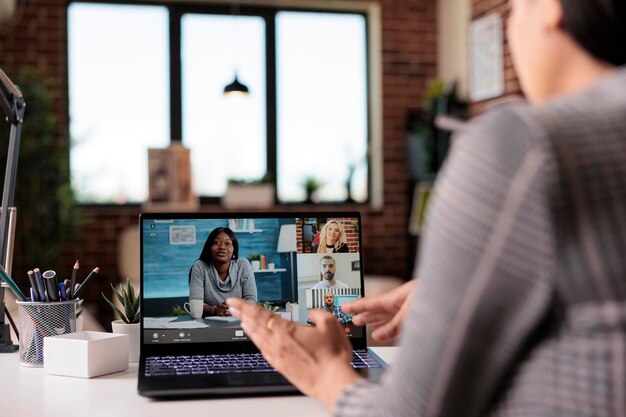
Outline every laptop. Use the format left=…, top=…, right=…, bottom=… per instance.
left=138, top=211, right=387, bottom=398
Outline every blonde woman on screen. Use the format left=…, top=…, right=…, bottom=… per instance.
left=315, top=220, right=349, bottom=253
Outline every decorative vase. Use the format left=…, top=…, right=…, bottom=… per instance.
left=111, top=320, right=140, bottom=363
left=251, top=260, right=261, bottom=270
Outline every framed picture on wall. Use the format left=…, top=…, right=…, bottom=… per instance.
left=351, top=260, right=360, bottom=271
left=469, top=13, right=504, bottom=102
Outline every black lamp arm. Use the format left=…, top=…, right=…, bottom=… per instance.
left=0, top=69, right=25, bottom=124
left=0, top=68, right=25, bottom=353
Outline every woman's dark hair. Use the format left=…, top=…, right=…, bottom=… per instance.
left=559, top=0, right=626, bottom=66
left=188, top=227, right=238, bottom=281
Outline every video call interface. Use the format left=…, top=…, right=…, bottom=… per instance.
left=142, top=216, right=364, bottom=344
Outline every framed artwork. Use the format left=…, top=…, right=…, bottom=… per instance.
left=351, top=260, right=360, bottom=271
left=469, top=13, right=504, bottom=102
left=146, top=142, right=198, bottom=210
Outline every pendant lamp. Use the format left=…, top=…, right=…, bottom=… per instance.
left=223, top=72, right=249, bottom=96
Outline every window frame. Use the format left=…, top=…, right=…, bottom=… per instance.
left=66, top=0, right=382, bottom=208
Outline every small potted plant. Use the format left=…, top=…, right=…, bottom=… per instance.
left=102, top=279, right=140, bottom=363
left=248, top=252, right=262, bottom=271
left=267, top=258, right=275, bottom=270
left=302, top=176, right=324, bottom=203
left=258, top=301, right=279, bottom=313
left=223, top=174, right=275, bottom=209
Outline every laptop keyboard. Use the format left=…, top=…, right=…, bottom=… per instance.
left=145, top=350, right=382, bottom=377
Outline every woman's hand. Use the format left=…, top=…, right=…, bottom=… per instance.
left=227, top=298, right=361, bottom=411
left=341, top=279, right=417, bottom=342
left=205, top=302, right=231, bottom=316
left=214, top=302, right=231, bottom=316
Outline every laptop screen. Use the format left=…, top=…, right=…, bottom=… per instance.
left=141, top=213, right=365, bottom=345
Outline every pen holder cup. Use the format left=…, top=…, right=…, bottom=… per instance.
left=16, top=299, right=79, bottom=367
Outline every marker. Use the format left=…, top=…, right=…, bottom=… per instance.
left=33, top=268, right=47, bottom=302
left=63, top=279, right=71, bottom=299
left=74, top=267, right=100, bottom=299
left=0, top=264, right=26, bottom=301
left=70, top=260, right=79, bottom=299
left=43, top=270, right=60, bottom=302
left=59, top=282, right=68, bottom=301
left=27, top=270, right=40, bottom=301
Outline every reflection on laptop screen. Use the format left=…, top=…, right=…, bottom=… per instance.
left=142, top=215, right=364, bottom=344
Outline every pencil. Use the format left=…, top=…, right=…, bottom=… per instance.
left=70, top=260, right=79, bottom=299
left=74, top=267, right=100, bottom=299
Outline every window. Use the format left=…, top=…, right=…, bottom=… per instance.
left=276, top=12, right=368, bottom=202
left=68, top=3, right=169, bottom=203
left=181, top=14, right=266, bottom=196
left=67, top=2, right=379, bottom=205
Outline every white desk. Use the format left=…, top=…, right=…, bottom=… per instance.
left=0, top=346, right=397, bottom=417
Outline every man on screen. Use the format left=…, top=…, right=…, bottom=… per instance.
left=311, top=255, right=349, bottom=290
left=308, top=292, right=352, bottom=325
left=324, top=292, right=352, bottom=324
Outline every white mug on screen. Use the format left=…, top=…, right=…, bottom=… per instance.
left=184, top=299, right=204, bottom=319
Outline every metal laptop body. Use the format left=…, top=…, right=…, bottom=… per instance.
left=137, top=212, right=385, bottom=398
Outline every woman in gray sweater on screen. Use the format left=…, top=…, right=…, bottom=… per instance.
left=189, top=227, right=257, bottom=317
left=228, top=0, right=626, bottom=415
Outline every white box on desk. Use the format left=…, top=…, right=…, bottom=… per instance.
left=44, top=331, right=129, bottom=378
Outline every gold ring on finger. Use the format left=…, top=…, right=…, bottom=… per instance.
left=266, top=316, right=276, bottom=331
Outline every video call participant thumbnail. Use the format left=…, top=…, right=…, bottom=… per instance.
left=189, top=227, right=257, bottom=317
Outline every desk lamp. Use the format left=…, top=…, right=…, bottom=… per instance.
left=0, top=68, right=25, bottom=353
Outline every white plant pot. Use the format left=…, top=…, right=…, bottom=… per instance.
left=222, top=183, right=274, bottom=209
left=251, top=260, right=261, bottom=271
left=111, top=320, right=140, bottom=363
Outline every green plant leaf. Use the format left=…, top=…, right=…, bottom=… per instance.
left=132, top=308, right=141, bottom=324
left=111, top=283, right=125, bottom=306
left=126, top=279, right=134, bottom=302
left=102, top=292, right=129, bottom=323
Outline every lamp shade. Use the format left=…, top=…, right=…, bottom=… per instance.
left=223, top=73, right=249, bottom=96
left=276, top=224, right=297, bottom=253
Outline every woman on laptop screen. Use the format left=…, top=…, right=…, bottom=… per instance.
left=189, top=227, right=257, bottom=317
left=314, top=220, right=349, bottom=253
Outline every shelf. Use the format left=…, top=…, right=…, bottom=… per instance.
left=233, top=229, right=264, bottom=233
left=253, top=268, right=287, bottom=273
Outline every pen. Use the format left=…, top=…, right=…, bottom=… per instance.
left=70, top=260, right=79, bottom=300
left=74, top=267, right=100, bottom=299
left=27, top=270, right=40, bottom=301
left=43, top=270, right=60, bottom=302
left=33, top=268, right=47, bottom=302
left=0, top=264, right=27, bottom=301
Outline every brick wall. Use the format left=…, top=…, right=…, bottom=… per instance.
left=0, top=0, right=437, bottom=328
left=470, top=0, right=522, bottom=114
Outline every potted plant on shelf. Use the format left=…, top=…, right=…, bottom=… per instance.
left=223, top=174, right=274, bottom=209
left=302, top=176, right=324, bottom=203
left=102, top=279, right=140, bottom=363
left=248, top=253, right=262, bottom=271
